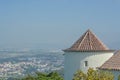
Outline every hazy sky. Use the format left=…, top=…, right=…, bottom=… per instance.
left=0, top=0, right=120, bottom=50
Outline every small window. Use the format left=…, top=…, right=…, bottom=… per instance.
left=84, top=61, right=88, bottom=67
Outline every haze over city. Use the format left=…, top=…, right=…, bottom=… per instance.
left=0, top=0, right=120, bottom=50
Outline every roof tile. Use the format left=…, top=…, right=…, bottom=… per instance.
left=64, top=29, right=110, bottom=52
left=99, top=50, right=120, bottom=70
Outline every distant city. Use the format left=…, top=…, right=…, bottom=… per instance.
left=0, top=49, right=64, bottom=79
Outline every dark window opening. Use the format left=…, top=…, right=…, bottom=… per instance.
left=85, top=61, right=88, bottom=67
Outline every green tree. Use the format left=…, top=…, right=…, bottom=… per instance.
left=118, top=75, right=120, bottom=80
left=73, top=68, right=114, bottom=80
left=22, top=74, right=36, bottom=80
left=73, top=70, right=86, bottom=80
left=47, top=72, right=63, bottom=80
left=16, top=71, right=63, bottom=80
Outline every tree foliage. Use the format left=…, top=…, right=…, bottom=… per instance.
left=118, top=75, right=120, bottom=80
left=73, top=68, right=114, bottom=80
left=15, top=71, right=63, bottom=80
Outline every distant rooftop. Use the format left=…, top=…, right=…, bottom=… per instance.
left=63, top=29, right=113, bottom=52
left=99, top=50, right=120, bottom=71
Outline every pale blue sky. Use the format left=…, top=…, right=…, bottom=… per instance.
left=0, top=0, right=120, bottom=50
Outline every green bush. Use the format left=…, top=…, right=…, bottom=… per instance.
left=16, top=71, right=63, bottom=80
left=118, top=75, right=120, bottom=80
left=73, top=68, right=114, bottom=80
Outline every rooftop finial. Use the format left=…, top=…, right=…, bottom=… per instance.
left=87, top=29, right=92, bottom=32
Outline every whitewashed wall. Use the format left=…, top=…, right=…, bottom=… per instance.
left=64, top=52, right=113, bottom=80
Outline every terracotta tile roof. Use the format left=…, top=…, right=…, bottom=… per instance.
left=99, top=50, right=120, bottom=71
left=63, top=29, right=112, bottom=52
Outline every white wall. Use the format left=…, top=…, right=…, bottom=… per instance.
left=64, top=52, right=113, bottom=80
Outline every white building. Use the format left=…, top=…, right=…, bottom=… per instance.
left=63, top=29, right=115, bottom=80
left=99, top=50, right=120, bottom=80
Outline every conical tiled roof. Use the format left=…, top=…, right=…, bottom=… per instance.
left=64, top=29, right=112, bottom=52
left=99, top=50, right=120, bottom=70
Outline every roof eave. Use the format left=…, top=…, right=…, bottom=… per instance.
left=99, top=68, right=120, bottom=71
left=63, top=49, right=115, bottom=53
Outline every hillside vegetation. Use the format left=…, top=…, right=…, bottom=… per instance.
left=15, top=72, right=63, bottom=80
